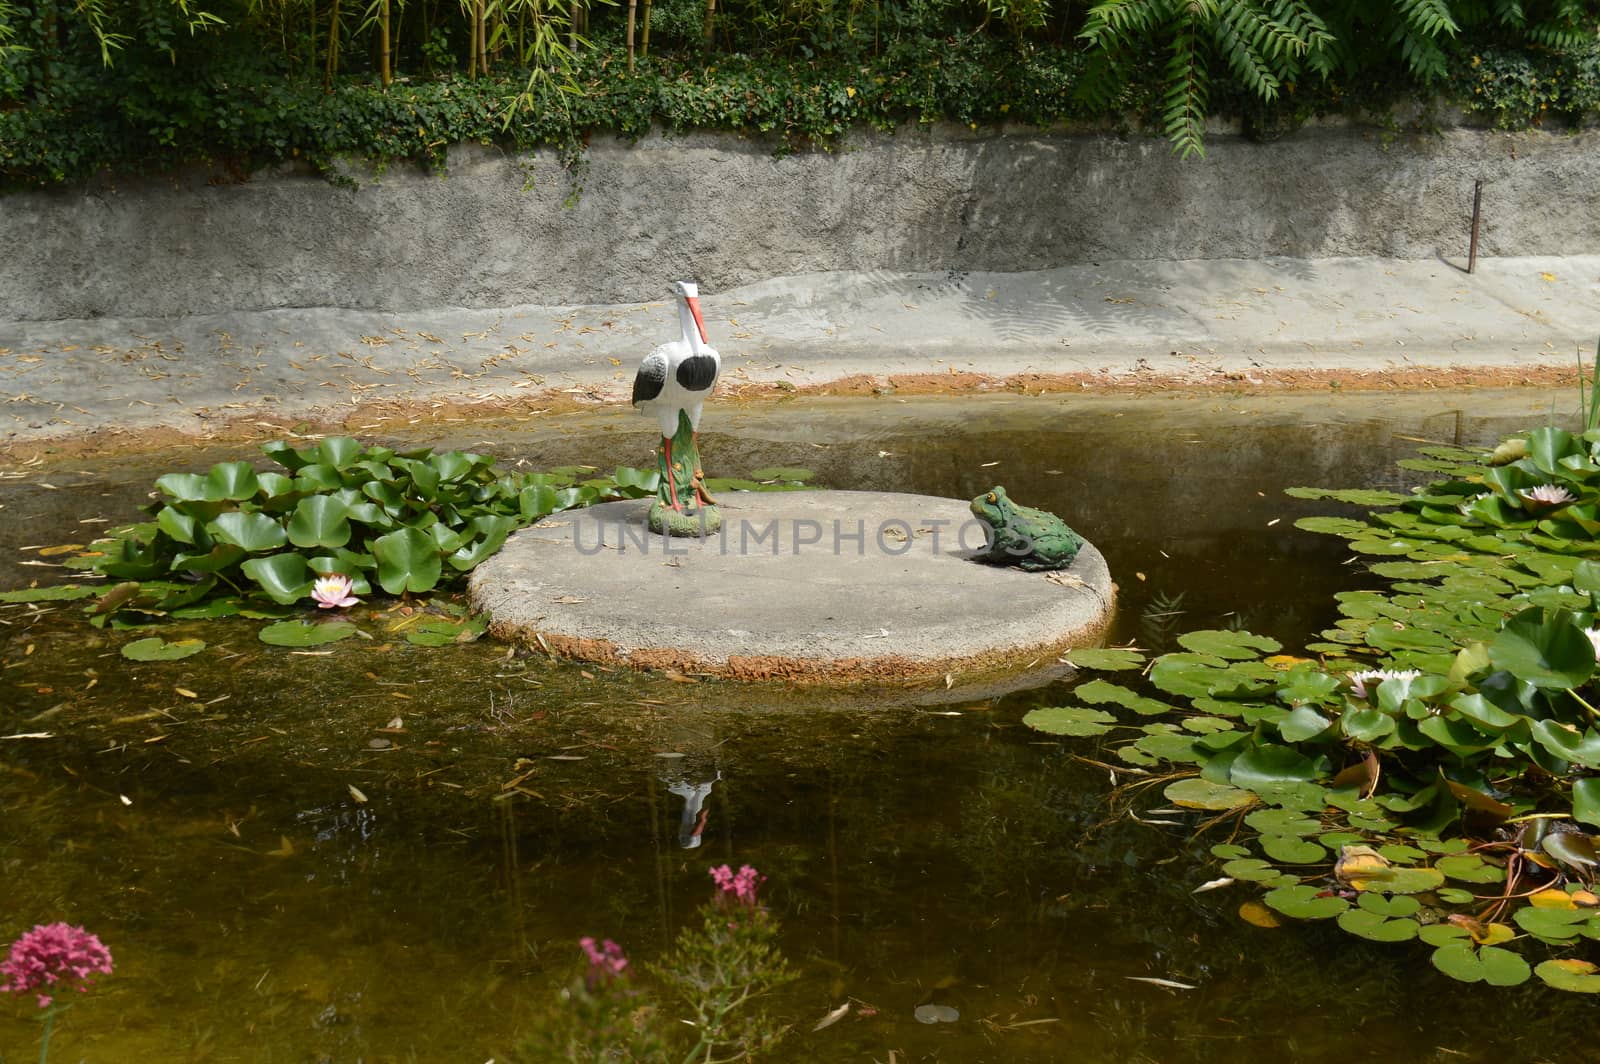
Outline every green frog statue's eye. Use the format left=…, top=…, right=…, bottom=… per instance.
left=986, top=493, right=996, bottom=504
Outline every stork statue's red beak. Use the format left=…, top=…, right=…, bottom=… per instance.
left=686, top=296, right=709, bottom=345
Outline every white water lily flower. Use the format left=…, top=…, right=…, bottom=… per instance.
left=1347, top=668, right=1422, bottom=700
left=311, top=573, right=360, bottom=609
left=1519, top=484, right=1577, bottom=507
left=1586, top=628, right=1600, bottom=662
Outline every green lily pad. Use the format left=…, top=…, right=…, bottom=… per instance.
left=1023, top=706, right=1118, bottom=737
left=1535, top=959, right=1600, bottom=992
left=120, top=637, right=207, bottom=662
left=1574, top=778, right=1600, bottom=829
left=1431, top=944, right=1530, bottom=986
left=1337, top=907, right=1418, bottom=942
left=1285, top=489, right=1409, bottom=507
left=1514, top=906, right=1590, bottom=942
left=259, top=620, right=359, bottom=647
left=1229, top=744, right=1319, bottom=790
left=405, top=616, right=488, bottom=647
left=1263, top=885, right=1348, bottom=920
left=1176, top=629, right=1283, bottom=660
left=1259, top=834, right=1326, bottom=864
left=1073, top=679, right=1171, bottom=715
left=1356, top=893, right=1420, bottom=917
left=1220, top=858, right=1286, bottom=883
left=1164, top=778, right=1254, bottom=810
left=1435, top=853, right=1505, bottom=884
left=0, top=585, right=98, bottom=602
left=1063, top=647, right=1147, bottom=671
left=1489, top=607, right=1596, bottom=689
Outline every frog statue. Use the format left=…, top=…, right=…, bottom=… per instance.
left=969, top=485, right=1083, bottom=572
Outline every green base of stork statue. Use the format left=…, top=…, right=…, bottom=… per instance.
left=647, top=409, right=722, bottom=537
left=633, top=280, right=723, bottom=538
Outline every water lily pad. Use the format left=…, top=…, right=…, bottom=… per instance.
left=121, top=637, right=206, bottom=661
left=1176, top=629, right=1282, bottom=660
left=1535, top=958, right=1600, bottom=992
left=1286, top=489, right=1409, bottom=507
left=1063, top=647, right=1146, bottom=671
left=1294, top=515, right=1377, bottom=535
left=1220, top=858, right=1287, bottom=883
left=1023, top=706, right=1118, bottom=737
left=1259, top=834, right=1326, bottom=864
left=1513, top=906, right=1589, bottom=942
left=1073, top=679, right=1171, bottom=715
left=1576, top=778, right=1600, bottom=829
left=259, top=620, right=359, bottom=646
left=1356, top=893, right=1420, bottom=918
left=1431, top=944, right=1530, bottom=986
left=405, top=616, right=488, bottom=647
left=1228, top=745, right=1319, bottom=790
left=1337, top=907, right=1418, bottom=942
left=0, top=585, right=97, bottom=602
left=1244, top=808, right=1319, bottom=836
left=1263, top=884, right=1348, bottom=920
left=1165, top=778, right=1254, bottom=810
left=1435, top=853, right=1505, bottom=884
left=1489, top=607, right=1596, bottom=689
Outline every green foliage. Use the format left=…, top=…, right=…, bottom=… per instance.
left=2, top=0, right=1598, bottom=183
left=1027, top=422, right=1600, bottom=990
left=512, top=869, right=791, bottom=1063
left=72, top=437, right=661, bottom=622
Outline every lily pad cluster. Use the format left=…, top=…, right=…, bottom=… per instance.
left=5, top=437, right=814, bottom=627
left=1028, top=425, right=1600, bottom=991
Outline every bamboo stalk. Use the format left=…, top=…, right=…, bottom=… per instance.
left=702, top=0, right=714, bottom=47
left=324, top=0, right=339, bottom=87
left=626, top=0, right=636, bottom=71
left=379, top=0, right=391, bottom=86
left=478, top=0, right=488, bottom=75
left=641, top=0, right=651, bottom=56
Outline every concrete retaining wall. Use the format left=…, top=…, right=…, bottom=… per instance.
left=4, top=122, right=1595, bottom=322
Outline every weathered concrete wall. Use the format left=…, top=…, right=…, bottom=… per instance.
left=3, top=123, right=1594, bottom=322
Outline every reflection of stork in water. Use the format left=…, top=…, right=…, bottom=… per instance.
left=666, top=770, right=721, bottom=849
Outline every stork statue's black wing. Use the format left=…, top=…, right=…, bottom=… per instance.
left=633, top=351, right=668, bottom=405
left=676, top=353, right=719, bottom=393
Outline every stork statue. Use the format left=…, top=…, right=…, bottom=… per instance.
left=633, top=280, right=722, bottom=535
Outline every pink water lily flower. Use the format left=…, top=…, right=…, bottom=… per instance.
left=1519, top=484, right=1576, bottom=508
left=311, top=573, right=360, bottom=609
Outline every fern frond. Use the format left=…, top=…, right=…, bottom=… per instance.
left=1213, top=4, right=1281, bottom=98
left=1079, top=0, right=1168, bottom=44
left=1162, top=5, right=1208, bottom=159
left=1394, top=0, right=1460, bottom=39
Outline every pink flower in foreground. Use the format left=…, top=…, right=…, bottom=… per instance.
left=578, top=936, right=628, bottom=989
left=709, top=864, right=765, bottom=908
left=311, top=573, right=360, bottom=609
left=0, top=923, right=113, bottom=1009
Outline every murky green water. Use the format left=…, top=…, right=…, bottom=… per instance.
left=2, top=392, right=1594, bottom=1062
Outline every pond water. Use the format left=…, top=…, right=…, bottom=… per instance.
left=1, top=391, right=1595, bottom=1062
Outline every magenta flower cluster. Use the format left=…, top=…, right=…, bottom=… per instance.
left=579, top=936, right=629, bottom=989
left=0, top=923, right=114, bottom=1009
left=709, top=864, right=765, bottom=908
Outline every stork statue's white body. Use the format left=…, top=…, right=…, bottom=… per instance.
left=633, top=281, right=720, bottom=510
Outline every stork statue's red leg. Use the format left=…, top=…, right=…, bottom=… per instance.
left=662, top=435, right=683, bottom=511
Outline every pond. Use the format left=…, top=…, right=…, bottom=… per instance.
left=1, top=390, right=1593, bottom=1062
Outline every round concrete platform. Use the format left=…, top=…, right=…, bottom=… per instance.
left=468, top=490, right=1116, bottom=683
